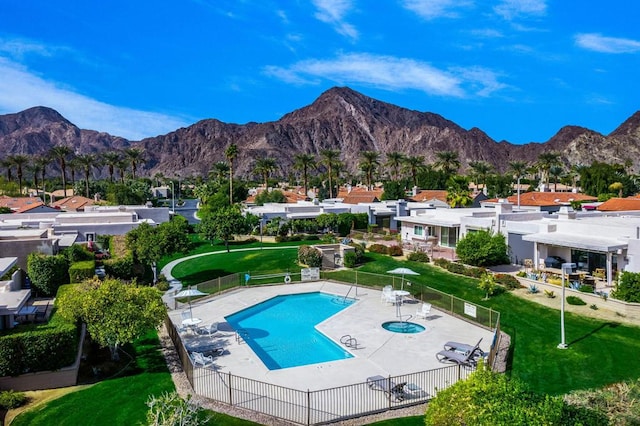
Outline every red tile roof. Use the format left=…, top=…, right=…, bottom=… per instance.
left=51, top=195, right=96, bottom=211
left=246, top=189, right=308, bottom=204
left=597, top=197, right=640, bottom=211
left=410, top=190, right=448, bottom=203
left=341, top=194, right=380, bottom=204
left=485, top=192, right=597, bottom=207
left=0, top=195, right=45, bottom=212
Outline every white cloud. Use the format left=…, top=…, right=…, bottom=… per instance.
left=264, top=53, right=506, bottom=98
left=494, top=0, right=546, bottom=20
left=575, top=33, right=640, bottom=54
left=312, top=0, right=358, bottom=40
left=470, top=28, right=504, bottom=38
left=0, top=58, right=189, bottom=140
left=401, top=0, right=472, bottom=20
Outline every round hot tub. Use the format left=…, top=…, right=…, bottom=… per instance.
left=382, top=321, right=426, bottom=334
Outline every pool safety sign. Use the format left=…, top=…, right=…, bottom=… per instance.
left=464, top=302, right=477, bottom=318
left=301, top=267, right=320, bottom=281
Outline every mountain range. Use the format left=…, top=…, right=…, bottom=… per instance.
left=1, top=86, right=639, bottom=179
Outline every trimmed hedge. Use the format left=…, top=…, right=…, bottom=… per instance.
left=298, top=245, right=322, bottom=268
left=407, top=251, right=430, bottom=263
left=343, top=251, right=357, bottom=268
left=103, top=255, right=135, bottom=280
left=388, top=245, right=403, bottom=256
left=368, top=244, right=389, bottom=254
left=27, top=253, right=70, bottom=297
left=69, top=260, right=96, bottom=283
left=567, top=296, right=587, bottom=306
left=495, top=273, right=521, bottom=290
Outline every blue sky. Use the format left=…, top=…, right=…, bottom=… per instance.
left=1, top=1, right=639, bottom=143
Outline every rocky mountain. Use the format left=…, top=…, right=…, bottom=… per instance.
left=1, top=87, right=639, bottom=179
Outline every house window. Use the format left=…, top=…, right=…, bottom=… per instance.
left=414, top=225, right=423, bottom=236
left=440, top=227, right=458, bottom=248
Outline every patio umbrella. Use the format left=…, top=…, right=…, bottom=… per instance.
left=387, top=267, right=420, bottom=290
left=172, top=286, right=206, bottom=319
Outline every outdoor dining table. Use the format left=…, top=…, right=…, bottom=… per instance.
left=182, top=317, right=203, bottom=333
left=392, top=290, right=411, bottom=304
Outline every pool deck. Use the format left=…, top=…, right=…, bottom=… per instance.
left=169, top=281, right=494, bottom=391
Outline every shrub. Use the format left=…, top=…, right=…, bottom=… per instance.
left=590, top=304, right=598, bottom=310
left=27, top=253, right=70, bottom=296
left=516, top=271, right=527, bottom=278
left=433, top=258, right=450, bottom=268
left=155, top=275, right=170, bottom=292
left=368, top=244, right=389, bottom=254
left=320, top=232, right=337, bottom=244
left=611, top=271, right=640, bottom=302
left=462, top=266, right=486, bottom=278
left=274, top=235, right=289, bottom=243
left=528, top=284, right=539, bottom=294
left=348, top=243, right=365, bottom=264
left=297, top=245, right=322, bottom=267
left=495, top=273, right=521, bottom=290
left=445, top=262, right=467, bottom=275
left=103, top=255, right=135, bottom=280
left=544, top=289, right=556, bottom=298
left=302, top=234, right=320, bottom=241
left=455, top=230, right=509, bottom=267
left=388, top=245, right=403, bottom=256
left=407, top=251, right=430, bottom=263
left=343, top=251, right=357, bottom=268
left=567, top=296, right=587, bottom=306
left=63, top=244, right=94, bottom=263
left=68, top=260, right=97, bottom=283
left=0, top=390, right=27, bottom=409
left=478, top=272, right=497, bottom=299
left=579, top=285, right=595, bottom=293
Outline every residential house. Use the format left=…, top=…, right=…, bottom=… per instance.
left=51, top=195, right=96, bottom=212
left=0, top=257, right=30, bottom=330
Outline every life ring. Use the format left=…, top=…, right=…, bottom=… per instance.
left=284, top=274, right=292, bottom=284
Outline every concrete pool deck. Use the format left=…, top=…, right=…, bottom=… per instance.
left=169, top=281, right=495, bottom=391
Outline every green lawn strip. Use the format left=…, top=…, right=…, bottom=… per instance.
left=186, top=249, right=640, bottom=396
left=12, top=331, right=174, bottom=426
left=369, top=415, right=425, bottom=425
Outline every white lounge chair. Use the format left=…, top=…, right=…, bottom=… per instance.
left=191, top=351, right=215, bottom=368
left=381, top=285, right=393, bottom=302
left=415, top=303, right=432, bottom=319
left=197, top=322, right=219, bottom=336
left=366, top=375, right=406, bottom=402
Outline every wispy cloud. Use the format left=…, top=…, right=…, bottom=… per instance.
left=401, top=0, right=472, bottom=20
left=0, top=58, right=189, bottom=140
left=312, top=0, right=358, bottom=40
left=469, top=28, right=504, bottom=38
left=264, top=53, right=506, bottom=97
left=494, top=0, right=547, bottom=20
left=575, top=33, right=640, bottom=54
left=0, top=37, right=71, bottom=60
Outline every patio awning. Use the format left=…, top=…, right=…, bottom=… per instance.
left=522, top=232, right=627, bottom=252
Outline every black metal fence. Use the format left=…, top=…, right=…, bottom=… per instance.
left=165, top=315, right=474, bottom=425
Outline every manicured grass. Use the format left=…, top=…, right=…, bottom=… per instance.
left=12, top=331, right=174, bottom=426
left=369, top=416, right=424, bottom=425
left=172, top=247, right=640, bottom=396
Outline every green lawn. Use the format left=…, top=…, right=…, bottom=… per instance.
left=171, top=248, right=640, bottom=396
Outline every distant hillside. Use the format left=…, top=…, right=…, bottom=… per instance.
left=1, top=87, right=639, bottom=179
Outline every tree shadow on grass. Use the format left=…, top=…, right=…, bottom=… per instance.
left=568, top=322, right=620, bottom=346
left=177, top=269, right=227, bottom=287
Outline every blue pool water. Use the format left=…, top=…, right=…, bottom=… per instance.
left=225, top=292, right=354, bottom=370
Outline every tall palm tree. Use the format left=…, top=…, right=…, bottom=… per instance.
left=536, top=152, right=562, bottom=187
left=34, top=156, right=49, bottom=202
left=293, top=153, right=317, bottom=199
left=116, top=159, right=128, bottom=183
left=508, top=161, right=528, bottom=181
left=468, top=161, right=493, bottom=191
left=359, top=151, right=380, bottom=190
left=320, top=149, right=341, bottom=199
left=209, top=162, right=229, bottom=184
left=402, top=156, right=426, bottom=188
left=123, top=147, right=145, bottom=180
left=9, top=155, right=29, bottom=195
left=549, top=165, right=565, bottom=192
left=385, top=152, right=405, bottom=181
left=0, top=159, right=12, bottom=183
left=75, top=154, right=96, bottom=198
left=50, top=145, right=72, bottom=198
left=225, top=144, right=238, bottom=204
left=68, top=156, right=79, bottom=189
left=254, top=157, right=277, bottom=188
left=26, top=161, right=40, bottom=196
left=446, top=175, right=473, bottom=208
left=434, top=151, right=461, bottom=177
left=102, top=151, right=121, bottom=183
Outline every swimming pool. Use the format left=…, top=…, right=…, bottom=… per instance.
left=225, top=292, right=354, bottom=370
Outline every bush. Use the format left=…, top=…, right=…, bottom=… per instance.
left=516, top=271, right=527, bottom=278
left=368, top=244, right=389, bottom=254
left=348, top=243, right=365, bottom=264
left=567, top=296, right=587, bottom=306
left=320, top=232, right=337, bottom=244
left=611, top=271, right=640, bottom=302
left=155, top=275, right=170, bottom=292
left=433, top=258, right=451, bottom=268
left=27, top=253, right=70, bottom=296
left=495, top=273, right=521, bottom=290
left=456, top=230, right=509, bottom=267
left=297, top=245, right=322, bottom=267
left=343, top=251, right=357, bottom=268
left=463, top=266, right=486, bottom=278
left=68, top=260, right=97, bottom=283
left=445, top=262, right=467, bottom=275
left=407, top=251, right=430, bottom=263
left=579, top=285, right=595, bottom=293
left=302, top=234, right=320, bottom=241
left=103, top=255, right=135, bottom=280
left=0, top=390, right=27, bottom=409
left=63, top=244, right=94, bottom=262
left=388, top=245, right=403, bottom=256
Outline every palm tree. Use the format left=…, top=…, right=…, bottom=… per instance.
left=102, top=151, right=121, bottom=183
left=294, top=153, right=317, bottom=199
left=402, top=156, right=426, bottom=188
left=446, top=175, right=473, bottom=208
left=254, top=157, right=277, bottom=188
left=385, top=152, right=405, bottom=181
left=50, top=145, right=72, bottom=198
left=123, top=147, right=145, bottom=180
left=320, top=149, right=341, bottom=199
left=26, top=161, right=40, bottom=196
left=359, top=151, right=380, bottom=190
left=75, top=154, right=96, bottom=198
left=34, top=156, right=49, bottom=202
left=549, top=165, right=565, bottom=192
left=9, top=155, right=29, bottom=195
left=225, top=144, right=238, bottom=204
left=508, top=161, right=528, bottom=181
left=467, top=161, right=492, bottom=191
left=68, top=156, right=79, bottom=189
left=116, top=159, right=128, bottom=183
left=536, top=152, right=562, bottom=187
left=434, top=151, right=461, bottom=177
left=0, top=159, right=12, bottom=183
left=209, top=162, right=229, bottom=183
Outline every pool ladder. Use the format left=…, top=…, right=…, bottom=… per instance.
left=236, top=329, right=249, bottom=344
left=340, top=334, right=358, bottom=349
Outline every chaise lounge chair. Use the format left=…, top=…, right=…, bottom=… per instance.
left=191, top=351, right=216, bottom=368
left=443, top=337, right=483, bottom=354
left=415, top=303, right=432, bottom=319
left=435, top=339, right=483, bottom=367
left=366, top=375, right=407, bottom=401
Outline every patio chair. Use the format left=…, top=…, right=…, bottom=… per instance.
left=381, top=285, right=393, bottom=302
left=191, top=351, right=215, bottom=368
left=443, top=337, right=483, bottom=354
left=366, top=375, right=406, bottom=402
left=415, top=303, right=431, bottom=319
left=181, top=310, right=192, bottom=321
left=383, top=292, right=399, bottom=305
left=436, top=339, right=483, bottom=367
left=196, top=322, right=219, bottom=336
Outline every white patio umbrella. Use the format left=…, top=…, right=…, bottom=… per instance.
left=172, top=286, right=206, bottom=319
left=387, top=267, right=420, bottom=290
